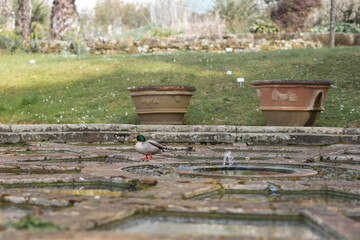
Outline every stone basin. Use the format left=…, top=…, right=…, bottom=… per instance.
left=123, top=163, right=318, bottom=179
left=98, top=212, right=330, bottom=239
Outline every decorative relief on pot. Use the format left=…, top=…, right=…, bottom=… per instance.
left=256, top=89, right=262, bottom=98
left=174, top=95, right=183, bottom=103
left=141, top=96, right=159, bottom=105
left=271, top=89, right=297, bottom=102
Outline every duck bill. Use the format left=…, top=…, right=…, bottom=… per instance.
left=132, top=139, right=137, bottom=142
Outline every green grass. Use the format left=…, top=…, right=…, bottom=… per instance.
left=0, top=47, right=359, bottom=127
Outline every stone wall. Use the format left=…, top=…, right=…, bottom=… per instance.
left=38, top=33, right=360, bottom=54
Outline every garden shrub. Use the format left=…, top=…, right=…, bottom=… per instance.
left=305, top=0, right=360, bottom=29
left=310, top=23, right=360, bottom=33
left=250, top=20, right=281, bottom=33
left=0, top=30, right=23, bottom=52
left=70, top=39, right=89, bottom=55
left=271, top=0, right=322, bottom=32
left=213, top=0, right=269, bottom=33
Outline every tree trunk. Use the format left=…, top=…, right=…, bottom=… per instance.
left=328, top=0, right=335, bottom=47
left=149, top=0, right=157, bottom=26
left=50, top=0, right=78, bottom=39
left=18, top=0, right=31, bottom=40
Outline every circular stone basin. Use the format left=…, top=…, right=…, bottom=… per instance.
left=183, top=166, right=316, bottom=179
left=123, top=163, right=317, bottom=179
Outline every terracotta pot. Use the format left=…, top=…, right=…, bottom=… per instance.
left=128, top=85, right=196, bottom=125
left=251, top=80, right=333, bottom=126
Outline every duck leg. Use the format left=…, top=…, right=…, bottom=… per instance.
left=147, top=154, right=152, bottom=161
left=141, top=155, right=148, bottom=161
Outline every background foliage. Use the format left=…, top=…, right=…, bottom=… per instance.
left=1, top=0, right=360, bottom=46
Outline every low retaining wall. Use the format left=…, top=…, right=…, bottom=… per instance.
left=37, top=33, right=360, bottom=54
left=0, top=124, right=359, bottom=145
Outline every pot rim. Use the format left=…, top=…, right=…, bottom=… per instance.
left=128, top=85, right=196, bottom=92
left=251, top=80, right=333, bottom=86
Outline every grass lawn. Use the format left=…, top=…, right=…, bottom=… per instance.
left=0, top=46, right=359, bottom=127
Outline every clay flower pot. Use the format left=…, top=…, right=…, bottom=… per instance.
left=128, top=85, right=196, bottom=125
left=251, top=80, right=333, bottom=126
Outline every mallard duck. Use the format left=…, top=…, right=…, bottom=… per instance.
left=133, top=135, right=167, bottom=161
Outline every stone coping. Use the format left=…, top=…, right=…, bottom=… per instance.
left=0, top=124, right=359, bottom=145
left=0, top=124, right=356, bottom=134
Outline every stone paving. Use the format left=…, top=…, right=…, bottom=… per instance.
left=0, top=125, right=360, bottom=239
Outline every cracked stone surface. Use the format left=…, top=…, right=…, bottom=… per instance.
left=0, top=126, right=360, bottom=239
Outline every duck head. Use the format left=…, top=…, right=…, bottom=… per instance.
left=132, top=134, right=146, bottom=142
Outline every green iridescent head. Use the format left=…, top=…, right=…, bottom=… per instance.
left=136, top=135, right=146, bottom=142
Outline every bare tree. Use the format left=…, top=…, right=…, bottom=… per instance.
left=328, top=0, right=335, bottom=47
left=50, top=0, right=78, bottom=39
left=0, top=0, right=16, bottom=31
left=18, top=0, right=31, bottom=39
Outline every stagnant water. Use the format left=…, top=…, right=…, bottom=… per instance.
left=195, top=166, right=294, bottom=176
left=124, top=162, right=360, bottom=181
left=102, top=215, right=328, bottom=239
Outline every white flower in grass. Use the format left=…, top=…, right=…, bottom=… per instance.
left=29, top=59, right=36, bottom=64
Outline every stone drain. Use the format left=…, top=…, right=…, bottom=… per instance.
left=0, top=140, right=360, bottom=239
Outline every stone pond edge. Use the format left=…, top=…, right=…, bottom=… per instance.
left=0, top=124, right=359, bottom=145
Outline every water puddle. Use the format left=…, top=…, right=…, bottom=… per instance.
left=99, top=212, right=329, bottom=239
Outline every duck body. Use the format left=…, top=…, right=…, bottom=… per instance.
left=133, top=135, right=167, bottom=161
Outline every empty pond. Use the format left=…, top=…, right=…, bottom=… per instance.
left=99, top=212, right=330, bottom=239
